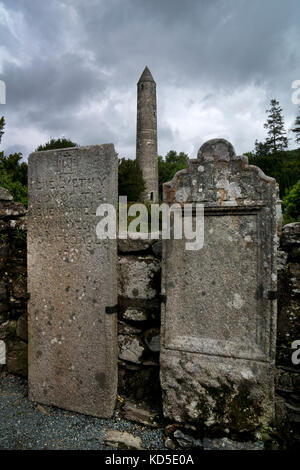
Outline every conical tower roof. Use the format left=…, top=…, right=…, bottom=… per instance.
left=138, top=66, right=155, bottom=83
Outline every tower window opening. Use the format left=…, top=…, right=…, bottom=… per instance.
left=150, top=192, right=154, bottom=201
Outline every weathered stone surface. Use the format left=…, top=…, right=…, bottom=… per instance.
left=123, top=307, right=148, bottom=322
left=28, top=145, right=118, bottom=418
left=173, top=429, right=202, bottom=448
left=161, top=139, right=278, bottom=433
left=104, top=429, right=143, bottom=450
left=277, top=223, right=300, bottom=367
left=122, top=401, right=159, bottom=427
left=118, top=238, right=153, bottom=253
left=0, top=187, right=13, bottom=201
left=164, top=428, right=264, bottom=450
left=118, top=331, right=144, bottom=364
left=0, top=201, right=26, bottom=218
left=118, top=322, right=142, bottom=335
left=118, top=322, right=145, bottom=364
left=277, top=250, right=288, bottom=271
left=118, top=256, right=160, bottom=300
left=202, top=437, right=264, bottom=450
left=281, top=223, right=300, bottom=249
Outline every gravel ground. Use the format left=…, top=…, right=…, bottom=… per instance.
left=0, top=374, right=165, bottom=450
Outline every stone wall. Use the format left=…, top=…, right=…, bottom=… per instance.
left=276, top=222, right=300, bottom=429
left=0, top=187, right=299, bottom=434
left=0, top=188, right=27, bottom=376
left=117, top=238, right=162, bottom=410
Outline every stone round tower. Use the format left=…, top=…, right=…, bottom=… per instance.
left=136, top=66, right=159, bottom=202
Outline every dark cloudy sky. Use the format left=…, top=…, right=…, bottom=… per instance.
left=0, top=0, right=299, bottom=160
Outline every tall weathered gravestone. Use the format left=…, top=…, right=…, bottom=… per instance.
left=160, top=139, right=278, bottom=432
left=28, top=145, right=118, bottom=417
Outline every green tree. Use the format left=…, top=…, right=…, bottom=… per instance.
left=0, top=116, right=5, bottom=144
left=36, top=137, right=77, bottom=151
left=291, top=106, right=300, bottom=145
left=283, top=179, right=300, bottom=224
left=118, top=158, right=145, bottom=202
left=165, top=150, right=188, bottom=166
left=253, top=139, right=271, bottom=157
left=0, top=152, right=28, bottom=206
left=264, top=99, right=288, bottom=152
left=158, top=150, right=188, bottom=200
left=248, top=149, right=300, bottom=199
left=0, top=117, right=28, bottom=206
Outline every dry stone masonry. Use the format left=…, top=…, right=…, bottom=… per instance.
left=160, top=139, right=279, bottom=433
left=27, top=145, right=118, bottom=418
left=117, top=238, right=162, bottom=409
left=276, top=223, right=300, bottom=427
left=0, top=188, right=27, bottom=376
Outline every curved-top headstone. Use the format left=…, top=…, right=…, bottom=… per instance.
left=197, top=138, right=236, bottom=162
left=28, top=144, right=118, bottom=418
left=161, top=138, right=279, bottom=433
left=164, top=138, right=276, bottom=206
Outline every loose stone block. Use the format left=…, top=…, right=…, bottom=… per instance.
left=123, top=307, right=148, bottom=322
left=28, top=145, right=118, bottom=417
left=118, top=256, right=160, bottom=300
left=118, top=334, right=144, bottom=364
left=160, top=139, right=279, bottom=433
left=104, top=429, right=143, bottom=450
left=0, top=187, right=13, bottom=201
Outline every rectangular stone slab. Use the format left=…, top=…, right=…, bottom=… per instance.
left=164, top=212, right=269, bottom=360
left=28, top=144, right=118, bottom=417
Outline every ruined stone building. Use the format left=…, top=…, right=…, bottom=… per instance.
left=136, top=66, right=159, bottom=202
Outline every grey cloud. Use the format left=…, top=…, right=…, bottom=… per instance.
left=0, top=0, right=299, bottom=159
left=4, top=53, right=107, bottom=114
